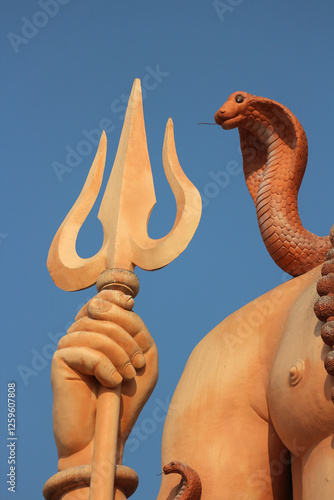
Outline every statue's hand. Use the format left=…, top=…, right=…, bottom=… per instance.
left=51, top=289, right=158, bottom=471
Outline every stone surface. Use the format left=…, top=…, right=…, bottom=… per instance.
left=45, top=89, right=334, bottom=499
left=44, top=79, right=201, bottom=499
left=47, top=79, right=202, bottom=291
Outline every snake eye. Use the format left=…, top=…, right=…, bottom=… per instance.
left=235, top=94, right=244, bottom=103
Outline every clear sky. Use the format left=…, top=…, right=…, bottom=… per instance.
left=1, top=1, right=334, bottom=498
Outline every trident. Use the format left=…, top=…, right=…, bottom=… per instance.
left=44, top=79, right=202, bottom=500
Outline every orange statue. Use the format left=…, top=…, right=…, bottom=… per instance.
left=43, top=79, right=201, bottom=500
left=44, top=88, right=334, bottom=500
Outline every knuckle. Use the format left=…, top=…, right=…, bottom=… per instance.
left=115, top=290, right=128, bottom=302
left=69, top=318, right=89, bottom=332
left=53, top=349, right=61, bottom=360
left=97, top=289, right=119, bottom=302
left=52, top=350, right=64, bottom=366
left=57, top=336, right=67, bottom=349
left=88, top=297, right=111, bottom=315
left=97, top=289, right=134, bottom=309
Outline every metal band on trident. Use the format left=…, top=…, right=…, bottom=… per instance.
left=43, top=79, right=202, bottom=500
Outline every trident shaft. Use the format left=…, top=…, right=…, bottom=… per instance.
left=45, top=79, right=202, bottom=499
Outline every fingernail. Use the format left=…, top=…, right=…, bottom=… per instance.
left=120, top=293, right=134, bottom=306
left=123, top=363, right=136, bottom=379
left=120, top=293, right=132, bottom=301
left=132, top=352, right=146, bottom=369
left=111, top=371, right=122, bottom=385
left=90, top=298, right=110, bottom=312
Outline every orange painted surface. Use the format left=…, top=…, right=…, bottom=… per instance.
left=215, top=92, right=330, bottom=276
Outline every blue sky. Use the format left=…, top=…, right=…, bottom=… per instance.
left=1, top=1, right=334, bottom=498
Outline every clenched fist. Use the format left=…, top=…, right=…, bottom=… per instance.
left=51, top=289, right=158, bottom=472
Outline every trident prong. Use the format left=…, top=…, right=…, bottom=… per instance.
left=44, top=79, right=202, bottom=500
left=47, top=79, right=202, bottom=291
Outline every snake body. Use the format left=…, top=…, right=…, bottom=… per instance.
left=215, top=91, right=330, bottom=276
left=163, top=461, right=202, bottom=500
left=158, top=94, right=330, bottom=497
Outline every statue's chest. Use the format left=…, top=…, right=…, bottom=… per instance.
left=268, top=282, right=334, bottom=454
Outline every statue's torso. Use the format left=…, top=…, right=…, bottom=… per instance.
left=158, top=266, right=333, bottom=499
left=268, top=268, right=334, bottom=452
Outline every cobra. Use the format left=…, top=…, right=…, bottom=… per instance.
left=163, top=461, right=202, bottom=500
left=215, top=91, right=331, bottom=276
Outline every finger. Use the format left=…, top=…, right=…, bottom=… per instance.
left=99, top=289, right=135, bottom=311
left=51, top=353, right=97, bottom=456
left=54, top=347, right=123, bottom=388
left=75, top=290, right=134, bottom=321
left=67, top=319, right=146, bottom=369
left=87, top=298, right=146, bottom=337
left=58, top=331, right=137, bottom=380
left=75, top=301, right=90, bottom=321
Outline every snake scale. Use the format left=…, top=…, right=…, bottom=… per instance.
left=160, top=93, right=334, bottom=497
left=215, top=91, right=330, bottom=276
left=163, top=461, right=202, bottom=500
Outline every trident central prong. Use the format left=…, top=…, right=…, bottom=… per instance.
left=44, top=79, right=202, bottom=500
left=47, top=79, right=202, bottom=291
